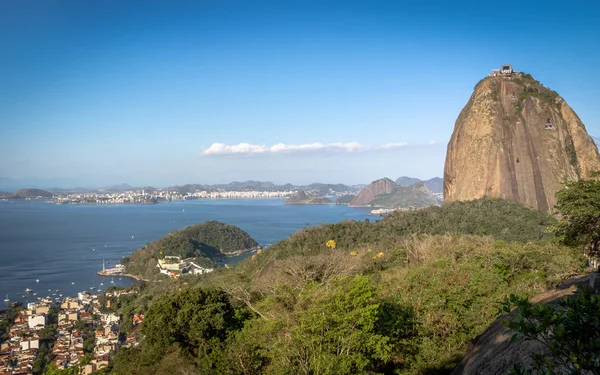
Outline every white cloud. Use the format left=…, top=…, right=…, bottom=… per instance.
left=203, top=143, right=268, bottom=155
left=202, top=141, right=417, bottom=156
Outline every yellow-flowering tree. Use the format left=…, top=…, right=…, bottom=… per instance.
left=326, top=240, right=337, bottom=249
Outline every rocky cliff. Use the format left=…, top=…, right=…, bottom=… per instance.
left=444, top=72, right=600, bottom=212
left=350, top=177, right=396, bottom=207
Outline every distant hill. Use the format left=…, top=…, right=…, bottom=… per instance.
left=370, top=182, right=438, bottom=209
left=423, top=177, right=443, bottom=194
left=284, top=191, right=333, bottom=205
left=395, top=176, right=421, bottom=186
left=351, top=179, right=439, bottom=209
left=11, top=189, right=53, bottom=199
left=166, top=181, right=357, bottom=194
left=395, top=176, right=444, bottom=194
left=303, top=183, right=354, bottom=195
left=124, top=221, right=259, bottom=278
left=350, top=178, right=397, bottom=207
left=335, top=194, right=355, bottom=205
left=214, top=180, right=279, bottom=191
left=100, top=183, right=135, bottom=192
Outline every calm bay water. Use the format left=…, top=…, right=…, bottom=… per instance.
left=0, top=199, right=371, bottom=304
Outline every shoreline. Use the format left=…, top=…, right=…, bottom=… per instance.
left=97, top=270, right=147, bottom=282
left=221, top=246, right=261, bottom=257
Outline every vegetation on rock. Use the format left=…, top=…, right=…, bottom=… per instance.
left=554, top=178, right=600, bottom=247
left=500, top=287, right=600, bottom=375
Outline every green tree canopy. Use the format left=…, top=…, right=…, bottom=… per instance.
left=554, top=179, right=600, bottom=247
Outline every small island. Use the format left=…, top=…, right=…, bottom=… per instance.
left=122, top=221, right=259, bottom=279
left=283, top=190, right=333, bottom=205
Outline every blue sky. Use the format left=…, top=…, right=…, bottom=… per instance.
left=1, top=0, right=599, bottom=188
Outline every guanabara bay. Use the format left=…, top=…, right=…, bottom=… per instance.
left=2, top=3, right=600, bottom=375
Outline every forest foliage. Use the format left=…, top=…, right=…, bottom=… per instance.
left=101, top=196, right=590, bottom=375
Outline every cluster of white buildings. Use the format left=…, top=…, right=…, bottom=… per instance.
left=183, top=190, right=294, bottom=199
left=156, top=256, right=214, bottom=279
left=53, top=191, right=160, bottom=205
left=0, top=291, right=142, bottom=375
left=0, top=308, right=41, bottom=375
left=51, top=189, right=296, bottom=204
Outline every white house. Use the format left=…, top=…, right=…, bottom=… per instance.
left=28, top=314, right=46, bottom=329
left=186, top=262, right=214, bottom=275
left=20, top=338, right=40, bottom=351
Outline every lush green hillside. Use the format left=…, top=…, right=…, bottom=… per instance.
left=107, top=233, right=583, bottom=374
left=97, top=197, right=581, bottom=375
left=250, top=197, right=554, bottom=267
left=123, top=221, right=258, bottom=278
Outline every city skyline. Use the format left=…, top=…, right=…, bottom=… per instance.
left=2, top=1, right=600, bottom=187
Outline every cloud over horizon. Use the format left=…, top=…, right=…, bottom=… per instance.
left=201, top=141, right=437, bottom=156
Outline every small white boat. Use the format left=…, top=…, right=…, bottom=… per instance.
left=3, top=294, right=9, bottom=302
left=132, top=235, right=134, bottom=239
left=25, top=288, right=33, bottom=293
left=71, top=282, right=75, bottom=285
left=36, top=279, right=40, bottom=283
left=100, top=282, right=104, bottom=286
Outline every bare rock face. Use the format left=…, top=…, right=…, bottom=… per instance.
left=444, top=73, right=600, bottom=212
left=350, top=178, right=396, bottom=207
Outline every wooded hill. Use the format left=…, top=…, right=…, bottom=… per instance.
left=122, top=221, right=258, bottom=278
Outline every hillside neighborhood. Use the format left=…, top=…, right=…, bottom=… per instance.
left=0, top=290, right=141, bottom=375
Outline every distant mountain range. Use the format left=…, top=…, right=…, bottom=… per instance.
left=0, top=178, right=443, bottom=195
left=165, top=181, right=360, bottom=195
left=395, top=176, right=443, bottom=194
